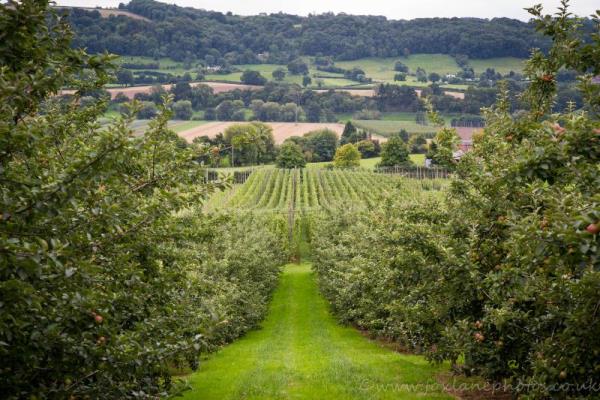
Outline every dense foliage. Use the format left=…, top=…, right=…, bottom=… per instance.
left=64, top=0, right=561, bottom=62
left=0, top=1, right=286, bottom=398
left=276, top=143, right=307, bottom=169
left=311, top=3, right=600, bottom=398
left=377, top=135, right=412, bottom=167
left=333, top=144, right=361, bottom=168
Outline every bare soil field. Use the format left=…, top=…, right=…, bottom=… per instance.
left=178, top=122, right=344, bottom=144
left=177, top=121, right=388, bottom=144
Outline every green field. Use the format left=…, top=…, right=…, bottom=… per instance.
left=336, top=54, right=459, bottom=80
left=181, top=263, right=450, bottom=400
left=469, top=57, right=525, bottom=74
left=204, top=167, right=445, bottom=212
left=353, top=119, right=438, bottom=136
left=117, top=54, right=525, bottom=91
left=206, top=63, right=358, bottom=87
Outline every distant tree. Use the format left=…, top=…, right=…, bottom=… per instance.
left=302, top=75, right=312, bottom=87
left=262, top=102, right=282, bottom=121
left=427, top=83, right=443, bottom=95
left=340, top=121, right=357, bottom=145
left=398, top=128, right=410, bottom=142
left=171, top=81, right=192, bottom=101
left=138, top=101, right=158, bottom=119
left=113, top=92, right=130, bottom=103
left=116, top=69, right=134, bottom=86
left=224, top=122, right=276, bottom=165
left=394, top=61, right=409, bottom=73
left=340, top=121, right=367, bottom=144
left=281, top=102, right=303, bottom=122
left=428, top=72, right=441, bottom=83
left=172, top=100, right=192, bottom=120
left=378, top=135, right=413, bottom=167
left=416, top=67, right=428, bottom=82
left=231, top=109, right=246, bottom=121
left=204, top=107, right=216, bottom=120
left=224, top=124, right=257, bottom=166
left=415, top=112, right=428, bottom=125
left=374, top=84, right=420, bottom=111
left=394, top=73, right=407, bottom=81
left=272, top=68, right=286, bottom=81
left=216, top=100, right=235, bottom=120
left=79, top=96, right=96, bottom=109
left=190, top=84, right=214, bottom=109
left=241, top=70, right=267, bottom=85
left=408, top=133, right=428, bottom=153
left=276, top=143, right=306, bottom=168
left=356, top=139, right=380, bottom=158
left=305, top=102, right=322, bottom=122
left=181, top=72, right=192, bottom=82
left=287, top=58, right=309, bottom=75
left=344, top=67, right=370, bottom=82
left=149, top=84, right=168, bottom=103
left=304, top=129, right=338, bottom=161
left=334, top=144, right=361, bottom=168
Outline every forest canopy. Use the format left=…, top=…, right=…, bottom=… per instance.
left=64, top=0, right=563, bottom=62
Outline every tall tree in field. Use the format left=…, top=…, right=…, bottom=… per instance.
left=116, top=69, right=134, bottom=86
left=378, top=135, right=413, bottom=167
left=241, top=70, right=267, bottom=85
left=340, top=121, right=357, bottom=144
left=304, top=129, right=338, bottom=161
left=272, top=68, right=286, bottom=81
left=276, top=143, right=306, bottom=168
left=302, top=74, right=312, bottom=87
left=333, top=144, right=361, bottom=168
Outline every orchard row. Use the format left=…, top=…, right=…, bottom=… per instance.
left=205, top=168, right=448, bottom=212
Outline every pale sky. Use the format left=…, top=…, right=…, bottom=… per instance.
left=54, top=0, right=598, bottom=20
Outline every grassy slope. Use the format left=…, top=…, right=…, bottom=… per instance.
left=182, top=263, right=450, bottom=400
left=469, top=57, right=525, bottom=74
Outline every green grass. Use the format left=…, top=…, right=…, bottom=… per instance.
left=336, top=55, right=459, bottom=81
left=181, top=263, right=450, bottom=400
left=353, top=120, right=438, bottom=136
left=469, top=57, right=525, bottom=75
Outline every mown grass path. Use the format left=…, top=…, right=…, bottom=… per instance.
left=182, top=263, right=451, bottom=400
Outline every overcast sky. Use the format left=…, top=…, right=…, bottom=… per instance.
left=54, top=0, right=598, bottom=20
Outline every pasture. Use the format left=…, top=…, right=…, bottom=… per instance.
left=353, top=119, right=438, bottom=136
left=114, top=55, right=524, bottom=93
